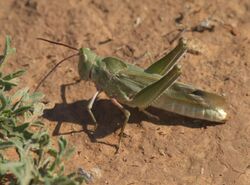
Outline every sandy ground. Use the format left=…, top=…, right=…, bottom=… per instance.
left=0, top=0, right=250, bottom=184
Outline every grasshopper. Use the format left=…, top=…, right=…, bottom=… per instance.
left=37, top=38, right=227, bottom=150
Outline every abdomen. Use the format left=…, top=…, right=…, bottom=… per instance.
left=152, top=83, right=227, bottom=122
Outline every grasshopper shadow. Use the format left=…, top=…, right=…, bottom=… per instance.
left=43, top=99, right=223, bottom=140
left=43, top=99, right=124, bottom=140
left=43, top=81, right=223, bottom=144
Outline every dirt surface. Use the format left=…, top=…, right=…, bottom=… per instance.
left=0, top=0, right=250, bottom=184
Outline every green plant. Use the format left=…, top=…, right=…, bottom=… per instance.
left=0, top=36, right=86, bottom=185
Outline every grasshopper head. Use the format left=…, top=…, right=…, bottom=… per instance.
left=78, top=48, right=98, bottom=80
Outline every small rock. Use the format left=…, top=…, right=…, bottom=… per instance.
left=158, top=148, right=166, bottom=156
left=134, top=17, right=142, bottom=27
left=91, top=167, right=102, bottom=179
left=78, top=167, right=92, bottom=183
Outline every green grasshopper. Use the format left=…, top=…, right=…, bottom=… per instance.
left=37, top=38, right=227, bottom=149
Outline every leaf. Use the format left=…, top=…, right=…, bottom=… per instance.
left=29, top=92, right=45, bottom=103
left=10, top=87, right=29, bottom=105
left=0, top=36, right=16, bottom=68
left=48, top=149, right=58, bottom=158
left=0, top=161, right=24, bottom=173
left=2, top=70, right=25, bottom=81
left=13, top=122, right=30, bottom=133
left=0, top=141, right=14, bottom=149
left=0, top=55, right=4, bottom=65
left=0, top=92, right=8, bottom=111
left=33, top=131, right=50, bottom=148
left=58, top=137, right=67, bottom=155
left=30, top=121, right=44, bottom=127
left=45, top=176, right=77, bottom=185
left=0, top=160, right=34, bottom=185
left=13, top=106, right=31, bottom=115
left=33, top=102, right=45, bottom=117
left=24, top=111, right=33, bottom=121
left=0, top=79, right=18, bottom=91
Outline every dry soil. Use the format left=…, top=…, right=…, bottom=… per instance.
left=0, top=0, right=250, bottom=184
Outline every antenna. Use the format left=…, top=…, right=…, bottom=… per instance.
left=35, top=52, right=79, bottom=91
left=37, top=38, right=79, bottom=51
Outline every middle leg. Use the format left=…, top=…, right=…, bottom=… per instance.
left=111, top=98, right=130, bottom=150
